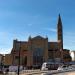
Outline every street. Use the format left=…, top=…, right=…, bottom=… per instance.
left=53, top=71, right=75, bottom=75
left=1, top=70, right=75, bottom=75
left=21, top=70, right=75, bottom=75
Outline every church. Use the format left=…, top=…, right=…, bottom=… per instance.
left=4, top=15, right=71, bottom=69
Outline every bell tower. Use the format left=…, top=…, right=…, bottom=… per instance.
left=57, top=14, right=63, bottom=60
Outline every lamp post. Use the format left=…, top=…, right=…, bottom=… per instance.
left=0, top=55, right=3, bottom=71
left=17, top=41, right=21, bottom=75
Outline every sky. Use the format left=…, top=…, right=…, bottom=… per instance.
left=0, top=0, right=75, bottom=54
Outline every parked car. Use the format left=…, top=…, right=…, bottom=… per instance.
left=41, top=62, right=63, bottom=70
left=57, top=65, right=75, bottom=71
left=9, top=66, right=23, bottom=72
left=32, top=64, right=41, bottom=69
left=0, top=69, right=3, bottom=74
left=41, top=62, right=48, bottom=70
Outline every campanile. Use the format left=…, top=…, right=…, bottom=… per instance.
left=57, top=14, right=63, bottom=60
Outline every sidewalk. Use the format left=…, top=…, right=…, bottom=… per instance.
left=20, top=70, right=56, bottom=75
left=20, top=69, right=75, bottom=75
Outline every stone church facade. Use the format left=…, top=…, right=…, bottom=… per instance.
left=4, top=15, right=71, bottom=68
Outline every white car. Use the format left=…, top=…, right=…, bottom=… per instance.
left=57, top=65, right=74, bottom=71
left=41, top=62, right=48, bottom=71
left=9, top=66, right=23, bottom=72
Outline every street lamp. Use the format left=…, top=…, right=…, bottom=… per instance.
left=17, top=41, right=21, bottom=75
left=0, top=55, right=3, bottom=71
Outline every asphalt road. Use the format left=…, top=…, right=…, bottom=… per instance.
left=1, top=70, right=75, bottom=75
left=32, top=71, right=75, bottom=75
left=53, top=71, right=75, bottom=75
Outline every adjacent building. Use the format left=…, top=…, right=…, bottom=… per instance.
left=4, top=54, right=12, bottom=66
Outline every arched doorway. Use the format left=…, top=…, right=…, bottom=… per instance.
left=33, top=48, right=43, bottom=68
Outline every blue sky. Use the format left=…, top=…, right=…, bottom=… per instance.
left=0, top=0, right=75, bottom=54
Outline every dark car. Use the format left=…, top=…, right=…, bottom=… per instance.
left=0, top=70, right=3, bottom=74
left=32, top=64, right=41, bottom=69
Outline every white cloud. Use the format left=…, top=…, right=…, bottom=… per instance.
left=0, top=48, right=12, bottom=54
left=49, top=28, right=57, bottom=32
left=63, top=31, right=75, bottom=50
left=43, top=28, right=56, bottom=32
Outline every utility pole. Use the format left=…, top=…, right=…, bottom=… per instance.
left=17, top=41, right=21, bottom=75
left=1, top=55, right=3, bottom=71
